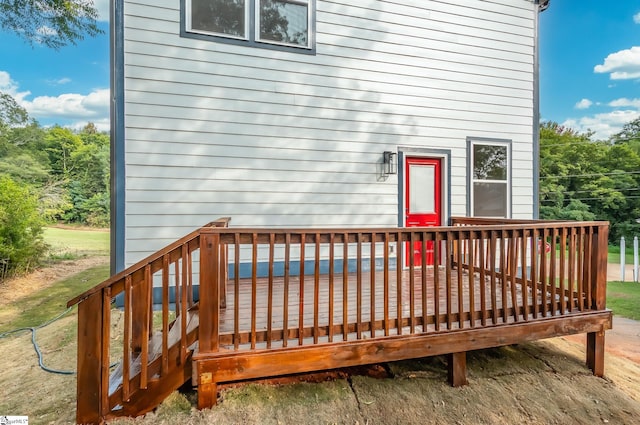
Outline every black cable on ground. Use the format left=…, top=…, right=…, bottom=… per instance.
left=0, top=307, right=76, bottom=375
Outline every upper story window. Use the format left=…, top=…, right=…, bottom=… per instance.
left=186, top=0, right=313, bottom=51
left=469, top=139, right=511, bottom=218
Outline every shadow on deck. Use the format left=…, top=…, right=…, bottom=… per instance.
left=68, top=217, right=612, bottom=424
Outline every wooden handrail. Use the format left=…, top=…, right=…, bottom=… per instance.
left=67, top=217, right=230, bottom=307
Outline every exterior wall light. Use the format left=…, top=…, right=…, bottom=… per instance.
left=383, top=151, right=397, bottom=175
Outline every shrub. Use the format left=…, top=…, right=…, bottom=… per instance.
left=0, top=176, right=47, bottom=277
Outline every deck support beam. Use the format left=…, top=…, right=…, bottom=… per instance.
left=197, top=372, right=218, bottom=410
left=447, top=352, right=468, bottom=387
left=586, top=330, right=605, bottom=377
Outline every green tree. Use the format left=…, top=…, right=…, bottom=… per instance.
left=539, top=121, right=640, bottom=241
left=0, top=176, right=47, bottom=277
left=0, top=0, right=102, bottom=49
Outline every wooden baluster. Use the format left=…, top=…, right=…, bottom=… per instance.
left=234, top=234, right=240, bottom=349
left=101, top=287, right=111, bottom=417
left=568, top=227, right=576, bottom=312
left=356, top=233, right=363, bottom=339
left=409, top=231, right=416, bottom=334
left=267, top=233, right=275, bottom=349
left=299, top=233, right=305, bottom=346
left=531, top=229, right=539, bottom=319
left=577, top=227, right=585, bottom=311
left=314, top=233, right=320, bottom=344
left=283, top=233, right=290, bottom=347
left=559, top=227, right=567, bottom=315
left=457, top=230, right=464, bottom=328
left=161, top=254, right=169, bottom=376
left=123, top=276, right=132, bottom=402
left=187, top=247, right=193, bottom=308
left=140, top=265, right=151, bottom=389
left=499, top=231, right=508, bottom=323
left=342, top=233, right=348, bottom=341
left=329, top=234, right=335, bottom=343
left=446, top=231, right=453, bottom=329
left=490, top=231, right=498, bottom=325
left=585, top=226, right=593, bottom=309
left=468, top=230, right=475, bottom=328
left=383, top=233, right=390, bottom=336
left=541, top=228, right=549, bottom=317
left=550, top=228, right=558, bottom=316
left=434, top=232, right=441, bottom=331
left=370, top=232, right=377, bottom=338
left=421, top=231, right=428, bottom=332
left=478, top=231, right=487, bottom=327
left=251, top=233, right=258, bottom=349
left=509, top=230, right=519, bottom=322
left=397, top=231, right=404, bottom=335
left=521, top=230, right=528, bottom=321
left=180, top=244, right=188, bottom=363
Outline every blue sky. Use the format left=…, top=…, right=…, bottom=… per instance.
left=0, top=1, right=638, bottom=139
left=540, top=1, right=640, bottom=139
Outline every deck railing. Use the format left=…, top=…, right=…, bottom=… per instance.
left=196, top=218, right=609, bottom=355
left=70, top=217, right=609, bottom=422
left=67, top=218, right=230, bottom=423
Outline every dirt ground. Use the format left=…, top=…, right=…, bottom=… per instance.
left=1, top=259, right=640, bottom=425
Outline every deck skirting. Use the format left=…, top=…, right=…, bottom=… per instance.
left=193, top=310, right=612, bottom=408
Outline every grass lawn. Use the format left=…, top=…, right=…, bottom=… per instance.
left=607, top=281, right=640, bottom=321
left=44, top=226, right=110, bottom=259
left=0, top=264, right=110, bottom=333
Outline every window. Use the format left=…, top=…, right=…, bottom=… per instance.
left=186, top=0, right=313, bottom=50
left=469, top=140, right=511, bottom=218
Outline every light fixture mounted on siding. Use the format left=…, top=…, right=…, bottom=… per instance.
left=383, top=151, right=397, bottom=175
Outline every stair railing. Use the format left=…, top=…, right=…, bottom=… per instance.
left=67, top=217, right=229, bottom=424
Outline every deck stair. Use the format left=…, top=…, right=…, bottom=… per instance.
left=68, top=217, right=612, bottom=424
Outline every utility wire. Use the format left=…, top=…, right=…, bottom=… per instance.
left=540, top=170, right=640, bottom=179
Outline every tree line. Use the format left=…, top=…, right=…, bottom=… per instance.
left=539, top=118, right=640, bottom=242
left=0, top=93, right=109, bottom=277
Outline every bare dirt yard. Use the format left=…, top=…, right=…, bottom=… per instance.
left=1, top=259, right=640, bottom=425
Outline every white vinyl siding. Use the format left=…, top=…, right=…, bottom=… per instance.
left=122, top=0, right=537, bottom=263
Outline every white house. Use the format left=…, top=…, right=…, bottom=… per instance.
left=110, top=0, right=549, bottom=273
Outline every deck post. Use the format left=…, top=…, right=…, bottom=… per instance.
left=199, top=231, right=220, bottom=354
left=197, top=371, right=218, bottom=410
left=75, top=291, right=104, bottom=424
left=587, top=224, right=608, bottom=376
left=447, top=351, right=468, bottom=387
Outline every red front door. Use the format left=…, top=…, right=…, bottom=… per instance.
left=405, top=157, right=442, bottom=266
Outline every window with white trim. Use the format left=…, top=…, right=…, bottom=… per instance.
left=186, top=0, right=312, bottom=50
left=470, top=140, right=511, bottom=218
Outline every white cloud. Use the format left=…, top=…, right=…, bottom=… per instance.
left=94, top=0, right=110, bottom=22
left=634, top=12, right=640, bottom=24
left=47, top=78, right=72, bottom=86
left=574, top=98, right=593, bottom=110
left=594, top=46, right=640, bottom=80
left=21, top=89, right=110, bottom=120
left=0, top=70, right=109, bottom=129
left=0, top=71, right=31, bottom=103
left=609, top=98, right=640, bottom=108
left=562, top=110, right=640, bottom=140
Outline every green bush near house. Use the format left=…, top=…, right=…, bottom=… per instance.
left=0, top=176, right=47, bottom=277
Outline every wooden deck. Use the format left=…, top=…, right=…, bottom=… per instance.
left=216, top=267, right=587, bottom=350
left=68, top=217, right=613, bottom=424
